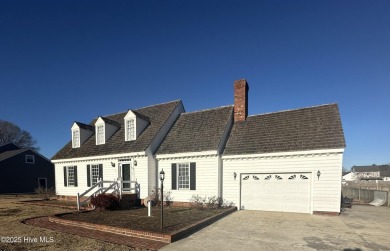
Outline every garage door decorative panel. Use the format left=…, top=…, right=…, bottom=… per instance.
left=241, top=173, right=311, bottom=213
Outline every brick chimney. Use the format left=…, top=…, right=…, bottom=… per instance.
left=234, top=79, right=249, bottom=123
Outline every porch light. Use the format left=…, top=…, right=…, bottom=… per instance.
left=111, top=162, right=115, bottom=167
left=234, top=172, right=237, bottom=180
left=317, top=170, right=321, bottom=180
left=134, top=160, right=137, bottom=166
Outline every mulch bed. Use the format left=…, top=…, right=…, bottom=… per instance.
left=59, top=206, right=230, bottom=233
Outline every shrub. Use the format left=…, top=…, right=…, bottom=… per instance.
left=190, top=195, right=235, bottom=210
left=90, top=194, right=119, bottom=211
left=149, top=187, right=174, bottom=207
left=35, top=187, right=56, bottom=200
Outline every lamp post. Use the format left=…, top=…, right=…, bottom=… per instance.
left=159, top=169, right=165, bottom=230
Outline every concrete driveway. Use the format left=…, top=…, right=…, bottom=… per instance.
left=160, top=205, right=390, bottom=250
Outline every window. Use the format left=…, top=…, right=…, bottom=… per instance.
left=171, top=162, right=196, bottom=190
left=72, top=130, right=80, bottom=148
left=178, top=163, right=190, bottom=189
left=97, top=125, right=104, bottom=144
left=126, top=119, right=135, bottom=141
left=63, top=166, right=78, bottom=187
left=25, top=155, right=35, bottom=164
left=87, top=164, right=103, bottom=187
left=91, top=164, right=100, bottom=186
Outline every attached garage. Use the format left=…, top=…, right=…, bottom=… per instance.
left=240, top=173, right=311, bottom=213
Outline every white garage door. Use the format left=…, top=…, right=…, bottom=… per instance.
left=241, top=173, right=311, bottom=213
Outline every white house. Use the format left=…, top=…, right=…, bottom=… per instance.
left=52, top=79, right=346, bottom=215
left=51, top=100, right=184, bottom=202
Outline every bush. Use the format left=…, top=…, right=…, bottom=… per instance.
left=90, top=194, right=119, bottom=211
left=190, top=195, right=235, bottom=210
left=35, top=187, right=55, bottom=200
left=149, top=187, right=174, bottom=207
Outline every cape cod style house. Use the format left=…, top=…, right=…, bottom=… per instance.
left=51, top=100, right=184, bottom=205
left=52, top=79, right=346, bottom=214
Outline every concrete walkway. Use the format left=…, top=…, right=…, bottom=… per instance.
left=160, top=205, right=390, bottom=250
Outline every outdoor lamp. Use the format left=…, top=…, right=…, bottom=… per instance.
left=317, top=170, right=321, bottom=180
left=134, top=160, right=137, bottom=166
left=234, top=172, right=237, bottom=180
left=160, top=169, right=165, bottom=230
left=160, top=169, right=165, bottom=181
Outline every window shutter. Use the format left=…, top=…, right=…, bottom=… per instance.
left=63, top=167, right=67, bottom=187
left=74, top=166, right=78, bottom=187
left=99, top=164, right=103, bottom=187
left=99, top=164, right=103, bottom=180
left=87, top=165, right=91, bottom=187
left=171, top=163, right=177, bottom=190
left=190, top=162, right=196, bottom=190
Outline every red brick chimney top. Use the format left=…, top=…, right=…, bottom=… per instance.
left=234, top=79, right=249, bottom=123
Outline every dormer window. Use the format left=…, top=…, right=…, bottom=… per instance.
left=126, top=119, right=135, bottom=141
left=96, top=125, right=104, bottom=145
left=124, top=110, right=149, bottom=141
left=94, top=117, right=119, bottom=145
left=72, top=130, right=80, bottom=148
left=71, top=122, right=94, bottom=148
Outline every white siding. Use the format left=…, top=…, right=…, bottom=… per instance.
left=147, top=154, right=157, bottom=198
left=55, top=158, right=119, bottom=197
left=131, top=156, right=149, bottom=199
left=54, top=155, right=150, bottom=198
left=222, top=150, right=343, bottom=213
left=157, top=155, right=219, bottom=202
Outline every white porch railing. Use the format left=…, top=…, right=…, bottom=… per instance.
left=76, top=178, right=123, bottom=211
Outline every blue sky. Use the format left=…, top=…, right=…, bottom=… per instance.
left=0, top=1, right=389, bottom=169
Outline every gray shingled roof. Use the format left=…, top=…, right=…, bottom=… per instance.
left=52, top=100, right=182, bottom=160
left=157, top=106, right=233, bottom=154
left=74, top=122, right=94, bottom=131
left=224, top=104, right=346, bottom=155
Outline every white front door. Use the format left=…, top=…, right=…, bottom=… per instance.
left=241, top=173, right=311, bottom=213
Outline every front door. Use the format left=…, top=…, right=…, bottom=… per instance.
left=122, top=163, right=131, bottom=192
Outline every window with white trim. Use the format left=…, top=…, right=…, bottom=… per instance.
left=96, top=125, right=104, bottom=144
left=25, top=155, right=35, bottom=164
left=72, top=130, right=80, bottom=148
left=126, top=119, right=135, bottom=141
left=91, top=164, right=100, bottom=186
left=178, top=163, right=190, bottom=189
left=67, top=166, right=76, bottom=186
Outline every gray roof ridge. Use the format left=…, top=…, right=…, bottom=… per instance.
left=182, top=105, right=234, bottom=115
left=97, top=100, right=182, bottom=118
left=247, top=103, right=338, bottom=118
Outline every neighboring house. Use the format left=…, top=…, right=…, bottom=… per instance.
left=351, top=165, right=390, bottom=180
left=51, top=100, right=184, bottom=200
left=342, top=172, right=357, bottom=182
left=0, top=143, right=54, bottom=193
left=52, top=79, right=346, bottom=215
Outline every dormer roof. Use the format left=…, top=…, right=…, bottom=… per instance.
left=52, top=100, right=182, bottom=160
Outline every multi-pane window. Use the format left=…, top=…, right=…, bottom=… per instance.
left=72, top=130, right=80, bottom=148
left=178, top=163, right=190, bottom=189
left=91, top=164, right=100, bottom=186
left=67, top=166, right=76, bottom=186
left=126, top=119, right=135, bottom=140
left=97, top=125, right=104, bottom=144
left=25, top=155, right=35, bottom=164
